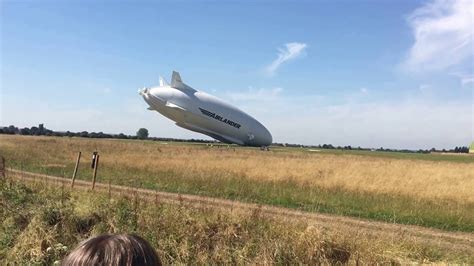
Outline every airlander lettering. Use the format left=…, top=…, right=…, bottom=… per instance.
left=198, top=108, right=241, bottom=129
left=139, top=71, right=272, bottom=147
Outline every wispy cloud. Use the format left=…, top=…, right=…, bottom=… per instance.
left=265, top=42, right=307, bottom=76
left=402, top=0, right=473, bottom=72
left=461, top=77, right=474, bottom=86
left=450, top=72, right=474, bottom=87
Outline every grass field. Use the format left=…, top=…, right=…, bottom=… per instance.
left=1, top=180, right=472, bottom=264
left=1, top=135, right=473, bottom=232
left=298, top=147, right=474, bottom=163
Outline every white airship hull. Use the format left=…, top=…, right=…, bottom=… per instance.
left=140, top=71, right=272, bottom=147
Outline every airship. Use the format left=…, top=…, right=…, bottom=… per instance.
left=139, top=71, right=272, bottom=147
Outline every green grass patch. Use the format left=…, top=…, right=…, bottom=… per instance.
left=272, top=147, right=474, bottom=163
left=7, top=159, right=473, bottom=232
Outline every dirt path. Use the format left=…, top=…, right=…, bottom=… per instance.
left=6, top=168, right=473, bottom=253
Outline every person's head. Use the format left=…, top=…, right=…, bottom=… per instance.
left=62, top=234, right=161, bottom=266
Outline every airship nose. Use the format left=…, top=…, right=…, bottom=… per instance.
left=254, top=124, right=272, bottom=146
left=262, top=127, right=273, bottom=146
left=138, top=87, right=149, bottom=95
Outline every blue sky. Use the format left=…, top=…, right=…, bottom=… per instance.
left=1, top=0, right=472, bottom=149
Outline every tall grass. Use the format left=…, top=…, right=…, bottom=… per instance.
left=1, top=181, right=471, bottom=264
left=1, top=135, right=473, bottom=231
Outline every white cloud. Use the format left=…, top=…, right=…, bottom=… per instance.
left=402, top=0, right=474, bottom=72
left=360, top=87, right=369, bottom=94
left=102, top=87, right=112, bottom=94
left=461, top=77, right=474, bottom=86
left=265, top=42, right=307, bottom=76
left=227, top=87, right=283, bottom=101
left=450, top=72, right=474, bottom=87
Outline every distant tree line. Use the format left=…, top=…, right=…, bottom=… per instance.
left=453, top=146, right=469, bottom=153
left=271, top=142, right=471, bottom=154
left=0, top=124, right=470, bottom=153
left=0, top=124, right=216, bottom=144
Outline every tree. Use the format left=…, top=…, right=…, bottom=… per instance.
left=30, top=126, right=40, bottom=135
left=80, top=131, right=89, bottom=138
left=7, top=125, right=19, bottom=134
left=20, top=128, right=31, bottom=135
left=117, top=133, right=128, bottom=139
left=137, top=128, right=149, bottom=139
left=39, top=124, right=44, bottom=134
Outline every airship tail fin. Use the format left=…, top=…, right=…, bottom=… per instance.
left=171, top=71, right=196, bottom=93
left=159, top=76, right=169, bottom=87
left=171, top=71, right=182, bottom=85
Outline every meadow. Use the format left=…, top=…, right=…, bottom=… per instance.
left=1, top=135, right=473, bottom=231
left=1, top=180, right=472, bottom=264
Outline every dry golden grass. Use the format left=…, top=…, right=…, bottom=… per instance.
left=2, top=180, right=472, bottom=264
left=150, top=148, right=474, bottom=203
left=2, top=135, right=471, bottom=203
left=2, top=135, right=474, bottom=263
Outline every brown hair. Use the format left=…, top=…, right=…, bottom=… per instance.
left=62, top=234, right=161, bottom=266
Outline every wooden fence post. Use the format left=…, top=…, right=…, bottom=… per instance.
left=0, top=156, right=5, bottom=179
left=71, top=152, right=81, bottom=188
left=92, top=154, right=100, bottom=190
